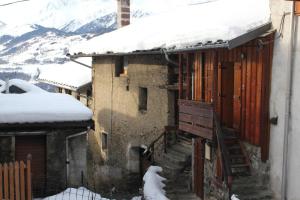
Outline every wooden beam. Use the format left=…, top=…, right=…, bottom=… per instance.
left=179, top=54, right=183, bottom=99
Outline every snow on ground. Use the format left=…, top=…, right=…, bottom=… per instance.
left=42, top=187, right=109, bottom=200
left=231, top=194, right=240, bottom=200
left=0, top=79, right=92, bottom=124
left=38, top=57, right=92, bottom=90
left=70, top=0, right=270, bottom=55
left=143, top=166, right=168, bottom=200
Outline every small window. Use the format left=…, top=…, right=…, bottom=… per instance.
left=65, top=89, right=72, bottom=95
left=115, top=56, right=128, bottom=77
left=102, top=132, right=108, bottom=150
left=58, top=88, right=62, bottom=93
left=139, top=87, right=148, bottom=111
left=76, top=93, right=80, bottom=100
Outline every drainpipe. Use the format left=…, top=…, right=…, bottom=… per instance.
left=281, top=1, right=296, bottom=200
left=66, top=130, right=89, bottom=186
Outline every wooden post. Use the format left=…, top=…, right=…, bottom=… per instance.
left=4, top=163, right=9, bottom=200
left=0, top=164, right=3, bottom=200
left=9, top=162, right=15, bottom=200
left=20, top=162, right=25, bottom=200
left=15, top=162, right=20, bottom=200
left=186, top=54, right=191, bottom=100
left=26, top=155, right=32, bottom=200
left=179, top=54, right=183, bottom=99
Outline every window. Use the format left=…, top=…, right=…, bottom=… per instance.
left=115, top=56, right=128, bottom=77
left=58, top=88, right=63, bottom=93
left=101, top=132, right=108, bottom=150
left=76, top=93, right=80, bottom=100
left=139, top=87, right=148, bottom=111
left=65, top=89, right=72, bottom=95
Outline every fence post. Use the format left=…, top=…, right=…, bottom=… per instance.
left=26, top=154, right=32, bottom=200
left=4, top=163, right=9, bottom=200
left=0, top=164, right=3, bottom=199
left=20, top=161, right=25, bottom=200
left=15, top=162, right=20, bottom=200
left=9, top=162, right=15, bottom=200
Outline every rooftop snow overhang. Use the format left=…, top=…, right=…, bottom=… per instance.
left=0, top=120, right=94, bottom=132
left=70, top=22, right=272, bottom=58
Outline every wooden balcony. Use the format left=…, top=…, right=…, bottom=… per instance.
left=178, top=99, right=214, bottom=140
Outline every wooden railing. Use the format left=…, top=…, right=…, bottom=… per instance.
left=0, top=159, right=32, bottom=200
left=214, top=115, right=233, bottom=189
left=178, top=99, right=213, bottom=140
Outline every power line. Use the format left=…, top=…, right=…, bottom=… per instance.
left=0, top=0, right=30, bottom=7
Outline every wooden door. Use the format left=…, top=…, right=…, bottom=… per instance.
left=194, top=138, right=205, bottom=199
left=220, top=62, right=234, bottom=128
left=15, top=136, right=46, bottom=197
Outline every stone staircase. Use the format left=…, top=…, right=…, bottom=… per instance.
left=231, top=175, right=273, bottom=200
left=156, top=135, right=201, bottom=200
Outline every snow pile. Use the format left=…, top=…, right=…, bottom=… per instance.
left=0, top=79, right=92, bottom=124
left=38, top=58, right=92, bottom=90
left=70, top=0, right=270, bottom=55
left=43, top=187, right=109, bottom=200
left=231, top=194, right=240, bottom=200
left=143, top=166, right=168, bottom=200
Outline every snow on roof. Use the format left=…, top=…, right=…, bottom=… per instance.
left=0, top=79, right=92, bottom=124
left=70, top=0, right=271, bottom=55
left=38, top=58, right=92, bottom=90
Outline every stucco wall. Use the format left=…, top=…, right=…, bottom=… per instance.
left=269, top=1, right=300, bottom=199
left=90, top=54, right=172, bottom=190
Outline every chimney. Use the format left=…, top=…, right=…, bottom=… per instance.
left=117, top=0, right=130, bottom=28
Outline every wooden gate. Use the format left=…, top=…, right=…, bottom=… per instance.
left=0, top=159, right=32, bottom=200
left=194, top=138, right=205, bottom=199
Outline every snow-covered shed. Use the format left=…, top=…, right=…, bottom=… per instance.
left=0, top=79, right=93, bottom=197
left=69, top=0, right=275, bottom=199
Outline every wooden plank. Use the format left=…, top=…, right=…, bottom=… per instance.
left=0, top=164, right=3, bottom=200
left=15, top=162, right=20, bottom=200
left=178, top=99, right=213, bottom=109
left=295, top=1, right=300, bottom=15
left=4, top=163, right=9, bottom=200
left=20, top=162, right=25, bottom=200
left=179, top=54, right=183, bottom=99
left=186, top=54, right=191, bottom=100
left=179, top=113, right=213, bottom=128
left=179, top=105, right=213, bottom=118
left=194, top=138, right=205, bottom=199
left=233, top=62, right=242, bottom=131
left=9, top=162, right=15, bottom=200
left=26, top=159, right=32, bottom=200
left=179, top=122, right=213, bottom=139
left=241, top=46, right=247, bottom=140
left=255, top=48, right=263, bottom=145
left=250, top=42, right=258, bottom=145
left=245, top=43, right=252, bottom=142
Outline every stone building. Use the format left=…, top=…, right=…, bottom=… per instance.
left=69, top=0, right=281, bottom=199
left=0, top=79, right=93, bottom=198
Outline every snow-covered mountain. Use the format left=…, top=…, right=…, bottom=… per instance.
left=0, top=0, right=149, bottom=72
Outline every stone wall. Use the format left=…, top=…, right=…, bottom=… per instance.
left=90, top=54, right=173, bottom=192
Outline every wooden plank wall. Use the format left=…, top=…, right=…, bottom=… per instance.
left=192, top=34, right=274, bottom=151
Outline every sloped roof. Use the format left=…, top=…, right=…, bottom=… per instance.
left=70, top=0, right=271, bottom=56
left=0, top=79, right=93, bottom=124
left=37, top=58, right=92, bottom=91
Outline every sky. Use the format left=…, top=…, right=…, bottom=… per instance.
left=0, top=0, right=214, bottom=27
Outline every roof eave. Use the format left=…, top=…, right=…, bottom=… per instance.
left=227, top=22, right=272, bottom=49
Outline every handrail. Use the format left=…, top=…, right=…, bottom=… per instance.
left=214, top=114, right=233, bottom=189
